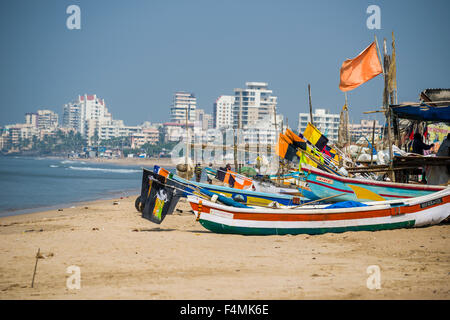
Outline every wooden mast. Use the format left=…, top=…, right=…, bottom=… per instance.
left=371, top=120, right=376, bottom=164
left=384, top=38, right=395, bottom=182
left=374, top=35, right=394, bottom=181
left=185, top=104, right=189, bottom=167
left=308, top=84, right=314, bottom=126
left=234, top=100, right=240, bottom=172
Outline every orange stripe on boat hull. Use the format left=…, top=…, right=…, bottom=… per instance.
left=189, top=195, right=450, bottom=222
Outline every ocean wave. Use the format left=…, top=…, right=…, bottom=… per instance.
left=60, top=160, right=78, bottom=164
left=49, top=165, right=59, bottom=168
left=67, top=166, right=140, bottom=174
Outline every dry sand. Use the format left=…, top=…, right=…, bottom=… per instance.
left=0, top=195, right=449, bottom=300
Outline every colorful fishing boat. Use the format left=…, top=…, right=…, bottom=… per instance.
left=301, top=167, right=446, bottom=202
left=268, top=171, right=304, bottom=187
left=171, top=173, right=306, bottom=206
left=204, top=166, right=318, bottom=200
left=188, top=187, right=450, bottom=235
left=206, top=166, right=306, bottom=187
left=204, top=167, right=216, bottom=182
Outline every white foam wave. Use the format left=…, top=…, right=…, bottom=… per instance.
left=67, top=166, right=140, bottom=174
left=61, top=160, right=78, bottom=164
left=49, top=165, right=59, bottom=168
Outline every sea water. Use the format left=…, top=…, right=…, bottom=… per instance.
left=0, top=156, right=148, bottom=217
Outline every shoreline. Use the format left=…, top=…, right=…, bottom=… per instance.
left=2, top=154, right=233, bottom=169
left=72, top=157, right=177, bottom=168
left=0, top=156, right=146, bottom=219
left=0, top=195, right=449, bottom=299
left=0, top=189, right=140, bottom=219
left=0, top=154, right=178, bottom=168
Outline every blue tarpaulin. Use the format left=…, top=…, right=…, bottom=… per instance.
left=391, top=104, right=450, bottom=122
left=324, top=201, right=368, bottom=209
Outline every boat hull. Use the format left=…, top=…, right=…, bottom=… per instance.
left=188, top=188, right=450, bottom=235
left=301, top=167, right=445, bottom=202
left=173, top=175, right=305, bottom=206
left=198, top=219, right=415, bottom=235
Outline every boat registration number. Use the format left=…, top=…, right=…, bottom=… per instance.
left=420, top=198, right=443, bottom=209
left=210, top=209, right=233, bottom=219
left=316, top=176, right=334, bottom=185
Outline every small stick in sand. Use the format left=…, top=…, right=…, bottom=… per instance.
left=31, top=248, right=40, bottom=288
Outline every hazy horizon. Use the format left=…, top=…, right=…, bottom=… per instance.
left=1, top=0, right=449, bottom=129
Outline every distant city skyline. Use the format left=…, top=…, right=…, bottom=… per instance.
left=1, top=0, right=449, bottom=129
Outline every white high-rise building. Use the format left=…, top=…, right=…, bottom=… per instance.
left=63, top=94, right=112, bottom=139
left=233, top=82, right=278, bottom=129
left=170, top=92, right=197, bottom=123
left=98, top=120, right=142, bottom=141
left=25, top=113, right=38, bottom=128
left=213, top=95, right=234, bottom=129
left=195, top=109, right=213, bottom=131
left=62, top=103, right=82, bottom=132
left=243, top=114, right=284, bottom=145
left=204, top=113, right=213, bottom=130
left=349, top=119, right=383, bottom=142
left=4, top=123, right=39, bottom=146
left=36, top=109, right=58, bottom=131
left=298, top=108, right=340, bottom=143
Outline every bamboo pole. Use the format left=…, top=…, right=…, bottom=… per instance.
left=375, top=35, right=395, bottom=182
left=234, top=130, right=238, bottom=172
left=185, top=105, right=189, bottom=167
left=374, top=35, right=384, bottom=74
left=384, top=39, right=395, bottom=182
left=364, top=110, right=386, bottom=114
left=308, top=84, right=314, bottom=126
left=371, top=120, right=376, bottom=164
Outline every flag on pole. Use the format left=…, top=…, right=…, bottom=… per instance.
left=142, top=172, right=175, bottom=224
left=297, top=149, right=317, bottom=168
left=284, top=128, right=307, bottom=150
left=214, top=167, right=253, bottom=190
left=322, top=145, right=340, bottom=163
left=303, top=123, right=329, bottom=151
left=339, top=42, right=383, bottom=92
left=153, top=165, right=170, bottom=178
left=275, top=133, right=298, bottom=162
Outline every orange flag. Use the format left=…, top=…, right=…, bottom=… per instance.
left=339, top=42, right=383, bottom=92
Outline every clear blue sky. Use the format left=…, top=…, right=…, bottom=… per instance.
left=1, top=0, right=449, bottom=128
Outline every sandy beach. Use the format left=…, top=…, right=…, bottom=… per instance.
left=0, top=194, right=449, bottom=300
left=0, top=197, right=450, bottom=300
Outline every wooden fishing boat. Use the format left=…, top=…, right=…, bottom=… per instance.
left=204, top=167, right=216, bottom=182
left=188, top=187, right=450, bottom=235
left=268, top=171, right=304, bottom=187
left=301, top=167, right=446, bottom=202
left=171, top=173, right=306, bottom=206
left=204, top=166, right=318, bottom=200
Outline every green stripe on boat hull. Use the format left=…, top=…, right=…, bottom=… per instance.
left=199, top=219, right=415, bottom=235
